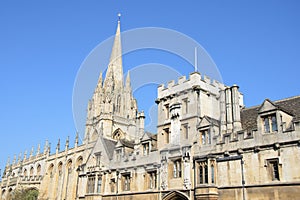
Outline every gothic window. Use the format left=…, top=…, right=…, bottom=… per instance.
left=198, top=161, right=208, bottom=184
left=182, top=124, right=189, bottom=139
left=87, top=176, right=95, bottom=194
left=30, top=167, right=34, bottom=177
left=263, top=114, right=278, bottom=133
left=211, top=161, right=216, bottom=184
left=122, top=174, right=131, bottom=191
left=147, top=171, right=157, bottom=189
left=23, top=169, right=28, bottom=177
left=267, top=159, right=280, bottom=181
left=97, top=176, right=102, bottom=193
left=48, top=164, right=54, bottom=178
left=58, top=162, right=63, bottom=177
left=200, top=129, right=211, bottom=145
left=36, top=164, right=41, bottom=177
left=173, top=160, right=182, bottom=178
left=143, top=143, right=150, bottom=156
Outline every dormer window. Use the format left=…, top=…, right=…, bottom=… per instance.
left=115, top=149, right=122, bottom=161
left=263, top=114, right=277, bottom=133
left=143, top=142, right=150, bottom=156
left=200, top=129, right=211, bottom=145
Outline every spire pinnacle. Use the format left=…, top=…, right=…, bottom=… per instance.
left=125, top=71, right=131, bottom=89
left=118, top=13, right=121, bottom=21
left=104, top=17, right=124, bottom=91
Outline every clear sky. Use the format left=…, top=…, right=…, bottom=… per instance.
left=0, top=1, right=299, bottom=173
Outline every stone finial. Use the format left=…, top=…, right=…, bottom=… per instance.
left=30, top=146, right=34, bottom=158
left=44, top=140, right=49, bottom=154
left=13, top=155, right=16, bottom=165
left=37, top=143, right=41, bottom=155
left=48, top=143, right=51, bottom=155
left=56, top=139, right=60, bottom=153
left=18, top=152, right=22, bottom=163
left=65, top=136, right=69, bottom=151
left=75, top=132, right=79, bottom=148
left=6, top=156, right=10, bottom=166
left=23, top=150, right=27, bottom=160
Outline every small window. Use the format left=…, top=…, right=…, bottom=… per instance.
left=211, top=164, right=215, bottom=184
left=182, top=124, right=188, bottom=139
left=115, top=149, right=122, bottom=161
left=263, top=114, right=278, bottom=133
left=110, top=178, right=116, bottom=193
left=163, top=128, right=169, bottom=144
left=97, top=176, right=102, bottom=193
left=143, top=143, right=150, bottom=156
left=200, top=129, right=211, bottom=145
left=268, top=159, right=280, bottom=181
left=173, top=160, right=182, bottom=178
left=148, top=171, right=157, bottom=189
left=198, top=161, right=208, bottom=184
left=95, top=153, right=101, bottom=166
left=182, top=98, right=188, bottom=114
left=122, top=174, right=131, bottom=191
left=87, top=176, right=95, bottom=194
left=165, top=104, right=170, bottom=119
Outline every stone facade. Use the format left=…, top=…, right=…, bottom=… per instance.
left=1, top=19, right=300, bottom=200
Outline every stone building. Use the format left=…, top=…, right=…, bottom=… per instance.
left=1, top=19, right=300, bottom=200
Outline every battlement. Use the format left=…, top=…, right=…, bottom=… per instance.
left=157, top=72, right=225, bottom=99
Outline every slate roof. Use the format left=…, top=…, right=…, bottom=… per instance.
left=102, top=138, right=117, bottom=159
left=241, top=95, right=300, bottom=131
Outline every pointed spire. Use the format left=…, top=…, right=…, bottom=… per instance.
left=95, top=72, right=103, bottom=92
left=104, top=15, right=124, bottom=91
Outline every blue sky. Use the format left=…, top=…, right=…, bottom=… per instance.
left=0, top=1, right=299, bottom=173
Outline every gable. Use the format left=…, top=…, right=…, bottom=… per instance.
left=198, top=116, right=211, bottom=128
left=259, top=99, right=277, bottom=113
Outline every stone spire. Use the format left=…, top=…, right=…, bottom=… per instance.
left=103, top=16, right=123, bottom=91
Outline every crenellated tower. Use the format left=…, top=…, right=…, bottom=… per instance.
left=84, top=18, right=141, bottom=143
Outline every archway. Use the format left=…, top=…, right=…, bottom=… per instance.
left=163, top=191, right=189, bottom=200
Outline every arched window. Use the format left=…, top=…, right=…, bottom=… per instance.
left=30, top=167, right=34, bottom=176
left=37, top=164, right=41, bottom=176
left=58, top=162, right=63, bottom=177
left=67, top=159, right=73, bottom=173
left=48, top=164, right=54, bottom=177
left=23, top=168, right=28, bottom=177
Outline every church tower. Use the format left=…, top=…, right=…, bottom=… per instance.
left=84, top=18, right=142, bottom=143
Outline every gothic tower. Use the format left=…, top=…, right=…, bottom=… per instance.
left=84, top=18, right=142, bottom=143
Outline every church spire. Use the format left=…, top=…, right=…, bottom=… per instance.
left=103, top=14, right=124, bottom=91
